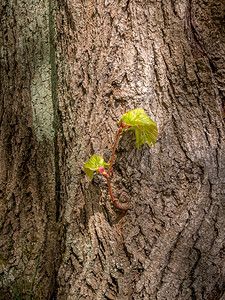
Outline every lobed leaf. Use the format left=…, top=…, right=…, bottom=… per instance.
left=84, top=155, right=110, bottom=180
left=118, top=108, right=158, bottom=149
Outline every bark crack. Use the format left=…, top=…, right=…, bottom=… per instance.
left=48, top=1, right=66, bottom=298
left=49, top=0, right=61, bottom=222
left=185, top=0, right=206, bottom=59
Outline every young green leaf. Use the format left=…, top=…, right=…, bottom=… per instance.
left=84, top=155, right=110, bottom=180
left=118, top=108, right=158, bottom=149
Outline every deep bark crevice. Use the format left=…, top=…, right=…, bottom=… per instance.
left=49, top=0, right=61, bottom=222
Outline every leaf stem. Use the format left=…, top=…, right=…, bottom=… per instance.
left=106, top=177, right=116, bottom=202
left=106, top=177, right=129, bottom=210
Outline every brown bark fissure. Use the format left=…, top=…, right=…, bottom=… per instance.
left=185, top=0, right=206, bottom=59
left=185, top=0, right=225, bottom=120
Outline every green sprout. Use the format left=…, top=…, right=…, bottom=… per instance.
left=84, top=109, right=158, bottom=210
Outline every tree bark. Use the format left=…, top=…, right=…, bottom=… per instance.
left=55, top=0, right=225, bottom=299
left=0, top=1, right=63, bottom=298
left=1, top=0, right=225, bottom=299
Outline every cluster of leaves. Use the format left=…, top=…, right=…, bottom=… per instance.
left=119, top=108, right=158, bottom=149
left=84, top=109, right=157, bottom=180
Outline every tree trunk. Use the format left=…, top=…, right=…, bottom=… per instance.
left=1, top=0, right=225, bottom=299
left=0, top=1, right=63, bottom=298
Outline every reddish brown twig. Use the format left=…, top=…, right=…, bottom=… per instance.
left=106, top=177, right=129, bottom=210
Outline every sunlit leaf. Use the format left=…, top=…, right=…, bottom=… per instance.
left=84, top=155, right=110, bottom=180
left=118, top=109, right=158, bottom=149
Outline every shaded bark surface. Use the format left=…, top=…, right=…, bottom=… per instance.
left=0, top=0, right=224, bottom=299
left=55, top=0, right=225, bottom=299
left=0, top=1, right=63, bottom=298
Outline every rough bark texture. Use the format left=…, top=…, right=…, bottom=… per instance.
left=0, top=0, right=63, bottom=298
left=1, top=0, right=225, bottom=299
left=55, top=0, right=225, bottom=299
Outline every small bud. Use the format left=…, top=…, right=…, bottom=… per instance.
left=98, top=166, right=109, bottom=178
left=103, top=172, right=109, bottom=178
left=120, top=122, right=126, bottom=128
left=98, top=166, right=105, bottom=173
